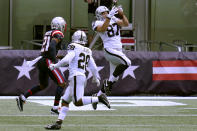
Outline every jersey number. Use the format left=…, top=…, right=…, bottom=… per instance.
left=41, top=35, right=50, bottom=52
left=107, top=23, right=120, bottom=37
left=78, top=53, right=90, bottom=70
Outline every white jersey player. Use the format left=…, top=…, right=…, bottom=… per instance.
left=45, top=30, right=110, bottom=130
left=92, top=6, right=131, bottom=109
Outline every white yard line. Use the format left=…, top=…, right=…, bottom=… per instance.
left=2, top=96, right=197, bottom=100
left=0, top=124, right=197, bottom=127
left=1, top=114, right=197, bottom=117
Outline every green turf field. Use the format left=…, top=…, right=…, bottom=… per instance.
left=0, top=96, right=197, bottom=131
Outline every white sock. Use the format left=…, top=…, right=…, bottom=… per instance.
left=52, top=106, right=59, bottom=110
left=97, top=90, right=104, bottom=96
left=109, top=75, right=119, bottom=82
left=82, top=97, right=98, bottom=105
left=58, top=106, right=69, bottom=121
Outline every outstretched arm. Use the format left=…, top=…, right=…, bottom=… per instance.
left=49, top=51, right=75, bottom=70
left=116, top=7, right=129, bottom=27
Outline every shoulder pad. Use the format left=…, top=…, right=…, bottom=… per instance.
left=45, top=30, right=52, bottom=36
left=52, top=30, right=64, bottom=39
left=84, top=47, right=92, bottom=55
left=67, top=43, right=75, bottom=50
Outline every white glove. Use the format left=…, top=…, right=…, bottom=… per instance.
left=107, top=6, right=118, bottom=19
left=117, top=5, right=123, bottom=12
left=49, top=64, right=57, bottom=70
left=92, top=77, right=100, bottom=87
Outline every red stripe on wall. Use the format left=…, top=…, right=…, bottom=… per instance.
left=153, top=60, right=197, bottom=67
left=121, top=38, right=135, bottom=43
left=153, top=74, right=197, bottom=80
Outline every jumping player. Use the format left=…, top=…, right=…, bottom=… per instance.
left=92, top=5, right=131, bottom=109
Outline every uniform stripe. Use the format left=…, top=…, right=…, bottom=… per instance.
left=46, top=59, right=64, bottom=84
left=28, top=89, right=32, bottom=95
left=104, top=48, right=127, bottom=66
left=74, top=76, right=77, bottom=103
left=153, top=60, right=197, bottom=67
left=53, top=69, right=64, bottom=84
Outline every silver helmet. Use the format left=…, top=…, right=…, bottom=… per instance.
left=72, top=30, right=87, bottom=45
left=95, top=6, right=109, bottom=21
left=51, top=17, right=67, bottom=32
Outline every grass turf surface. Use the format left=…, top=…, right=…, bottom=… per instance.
left=0, top=97, right=197, bottom=131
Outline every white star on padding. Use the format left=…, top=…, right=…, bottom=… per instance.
left=87, top=66, right=104, bottom=80
left=122, top=65, right=139, bottom=79
left=14, top=59, right=35, bottom=80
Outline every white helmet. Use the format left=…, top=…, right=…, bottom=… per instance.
left=72, top=30, right=87, bottom=45
left=95, top=6, right=109, bottom=21
left=51, top=17, right=67, bottom=32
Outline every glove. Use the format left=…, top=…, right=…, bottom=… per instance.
left=92, top=77, right=100, bottom=87
left=117, top=5, right=123, bottom=12
left=49, top=64, right=57, bottom=70
left=107, top=6, right=118, bottom=19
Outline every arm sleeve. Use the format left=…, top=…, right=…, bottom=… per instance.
left=88, top=56, right=100, bottom=80
left=55, top=51, right=75, bottom=68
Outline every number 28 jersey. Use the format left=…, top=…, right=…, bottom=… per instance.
left=92, top=17, right=122, bottom=49
left=67, top=43, right=97, bottom=79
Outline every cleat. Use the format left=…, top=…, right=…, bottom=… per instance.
left=92, top=93, right=98, bottom=110
left=51, top=108, right=59, bottom=115
left=16, top=94, right=25, bottom=112
left=45, top=122, right=61, bottom=130
left=98, top=94, right=110, bottom=109
left=103, top=79, right=114, bottom=96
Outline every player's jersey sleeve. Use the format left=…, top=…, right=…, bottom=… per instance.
left=92, top=20, right=104, bottom=31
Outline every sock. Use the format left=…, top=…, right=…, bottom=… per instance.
left=24, top=85, right=41, bottom=98
left=82, top=97, right=98, bottom=105
left=109, top=75, right=119, bottom=82
left=97, top=90, right=104, bottom=96
left=54, top=86, right=64, bottom=106
left=101, top=84, right=106, bottom=93
left=113, top=64, right=129, bottom=77
left=58, top=106, right=69, bottom=121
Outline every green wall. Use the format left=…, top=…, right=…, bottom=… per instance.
left=151, top=0, right=197, bottom=51
left=12, top=0, right=70, bottom=49
left=0, top=0, right=131, bottom=49
left=0, top=0, right=9, bottom=46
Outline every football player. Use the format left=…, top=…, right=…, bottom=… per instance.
left=91, top=6, right=131, bottom=109
left=16, top=17, right=67, bottom=114
left=45, top=30, right=110, bottom=130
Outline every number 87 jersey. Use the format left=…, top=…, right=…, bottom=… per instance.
left=92, top=17, right=122, bottom=49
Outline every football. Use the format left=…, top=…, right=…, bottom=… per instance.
left=116, top=9, right=124, bottom=19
